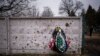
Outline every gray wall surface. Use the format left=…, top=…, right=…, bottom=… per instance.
left=0, top=17, right=82, bottom=54
left=0, top=18, right=8, bottom=54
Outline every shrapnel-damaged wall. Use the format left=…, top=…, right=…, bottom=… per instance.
left=0, top=17, right=82, bottom=54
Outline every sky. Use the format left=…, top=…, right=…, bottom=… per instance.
left=0, top=0, right=100, bottom=16
left=32, top=0, right=100, bottom=16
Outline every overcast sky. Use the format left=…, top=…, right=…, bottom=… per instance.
left=1, top=0, right=99, bottom=16
left=33, top=0, right=100, bottom=16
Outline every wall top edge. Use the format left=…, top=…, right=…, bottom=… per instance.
left=0, top=17, right=81, bottom=20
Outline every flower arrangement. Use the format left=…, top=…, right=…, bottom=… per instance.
left=49, top=27, right=70, bottom=53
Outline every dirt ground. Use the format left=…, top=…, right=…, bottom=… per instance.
left=83, top=33, right=100, bottom=56
left=0, top=54, right=90, bottom=56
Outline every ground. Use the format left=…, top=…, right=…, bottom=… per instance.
left=83, top=33, right=100, bottom=56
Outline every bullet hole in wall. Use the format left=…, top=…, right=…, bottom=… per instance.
left=4, top=39, right=6, bottom=41
left=44, top=45, right=47, bottom=49
left=78, top=48, right=80, bottom=52
left=27, top=43, right=29, bottom=46
left=44, top=29, right=46, bottom=31
left=13, top=42, right=15, bottom=45
left=44, top=36, right=46, bottom=38
left=43, top=42, right=44, bottom=44
left=65, top=23, right=69, bottom=27
left=31, top=41, right=33, bottom=43
left=22, top=47, right=24, bottom=49
left=15, top=36, right=18, bottom=39
left=27, top=32, right=29, bottom=34
left=24, top=46, right=26, bottom=49
left=70, top=22, right=72, bottom=24
left=37, top=31, right=39, bottom=33
left=41, top=31, right=43, bottom=34
left=47, top=25, right=50, bottom=27
left=72, top=51, right=76, bottom=54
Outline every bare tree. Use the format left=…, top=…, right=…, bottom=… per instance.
left=59, top=0, right=83, bottom=16
left=41, top=7, right=53, bottom=17
left=13, top=5, right=40, bottom=17
left=0, top=0, right=36, bottom=17
left=32, top=6, right=39, bottom=17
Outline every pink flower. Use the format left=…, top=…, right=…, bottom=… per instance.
left=49, top=38, right=55, bottom=49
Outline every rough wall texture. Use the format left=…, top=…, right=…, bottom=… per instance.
left=0, top=19, right=7, bottom=54
left=0, top=17, right=82, bottom=54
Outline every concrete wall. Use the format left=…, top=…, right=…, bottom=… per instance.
left=0, top=18, right=8, bottom=54
left=0, top=17, right=82, bottom=54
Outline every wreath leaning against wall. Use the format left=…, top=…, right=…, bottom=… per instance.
left=49, top=27, right=70, bottom=53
